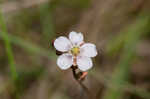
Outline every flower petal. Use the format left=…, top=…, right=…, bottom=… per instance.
left=80, top=43, right=98, bottom=57
left=57, top=53, right=73, bottom=70
left=77, top=56, right=93, bottom=71
left=69, top=31, right=84, bottom=45
left=54, top=36, right=72, bottom=52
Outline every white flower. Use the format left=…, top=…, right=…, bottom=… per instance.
left=54, top=31, right=98, bottom=71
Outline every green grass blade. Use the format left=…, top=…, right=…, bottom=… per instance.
left=104, top=15, right=150, bottom=99
left=0, top=33, right=57, bottom=60
left=0, top=10, right=18, bottom=81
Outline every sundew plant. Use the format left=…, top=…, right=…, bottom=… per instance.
left=0, top=0, right=150, bottom=99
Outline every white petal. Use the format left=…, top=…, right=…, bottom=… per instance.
left=77, top=56, right=93, bottom=71
left=69, top=31, right=84, bottom=45
left=57, top=53, right=73, bottom=70
left=54, top=36, right=72, bottom=52
left=80, top=43, right=98, bottom=57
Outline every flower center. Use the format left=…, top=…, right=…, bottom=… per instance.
left=71, top=47, right=80, bottom=56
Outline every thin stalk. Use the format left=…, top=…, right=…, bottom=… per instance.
left=71, top=67, right=95, bottom=99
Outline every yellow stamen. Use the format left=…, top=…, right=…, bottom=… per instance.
left=71, top=47, right=80, bottom=56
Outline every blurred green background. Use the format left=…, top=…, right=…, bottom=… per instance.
left=0, top=0, right=150, bottom=99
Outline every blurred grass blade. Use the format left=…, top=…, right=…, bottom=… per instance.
left=0, top=33, right=57, bottom=60
left=39, top=2, right=55, bottom=44
left=0, top=10, right=18, bottom=81
left=104, top=16, right=150, bottom=99
left=106, top=16, right=150, bottom=56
